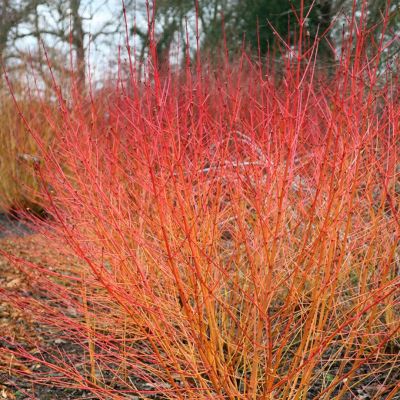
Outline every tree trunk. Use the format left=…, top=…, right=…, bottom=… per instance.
left=70, top=0, right=85, bottom=90
left=317, top=0, right=335, bottom=73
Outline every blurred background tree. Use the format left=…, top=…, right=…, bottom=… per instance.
left=126, top=0, right=398, bottom=71
left=0, top=1, right=47, bottom=69
left=0, top=0, right=398, bottom=85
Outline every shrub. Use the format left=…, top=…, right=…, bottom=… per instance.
left=1, top=2, right=399, bottom=398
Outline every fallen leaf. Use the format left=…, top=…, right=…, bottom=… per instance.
left=5, top=278, right=21, bottom=289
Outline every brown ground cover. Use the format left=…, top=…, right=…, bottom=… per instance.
left=1, top=233, right=399, bottom=399
left=0, top=235, right=91, bottom=399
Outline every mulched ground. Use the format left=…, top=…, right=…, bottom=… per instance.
left=0, top=217, right=163, bottom=399
left=0, top=216, right=399, bottom=399
left=0, top=224, right=89, bottom=399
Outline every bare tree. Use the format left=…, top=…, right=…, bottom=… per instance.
left=1, top=0, right=122, bottom=90
left=0, top=0, right=47, bottom=64
left=34, top=0, right=119, bottom=89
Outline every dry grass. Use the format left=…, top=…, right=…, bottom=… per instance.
left=0, top=92, right=54, bottom=214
